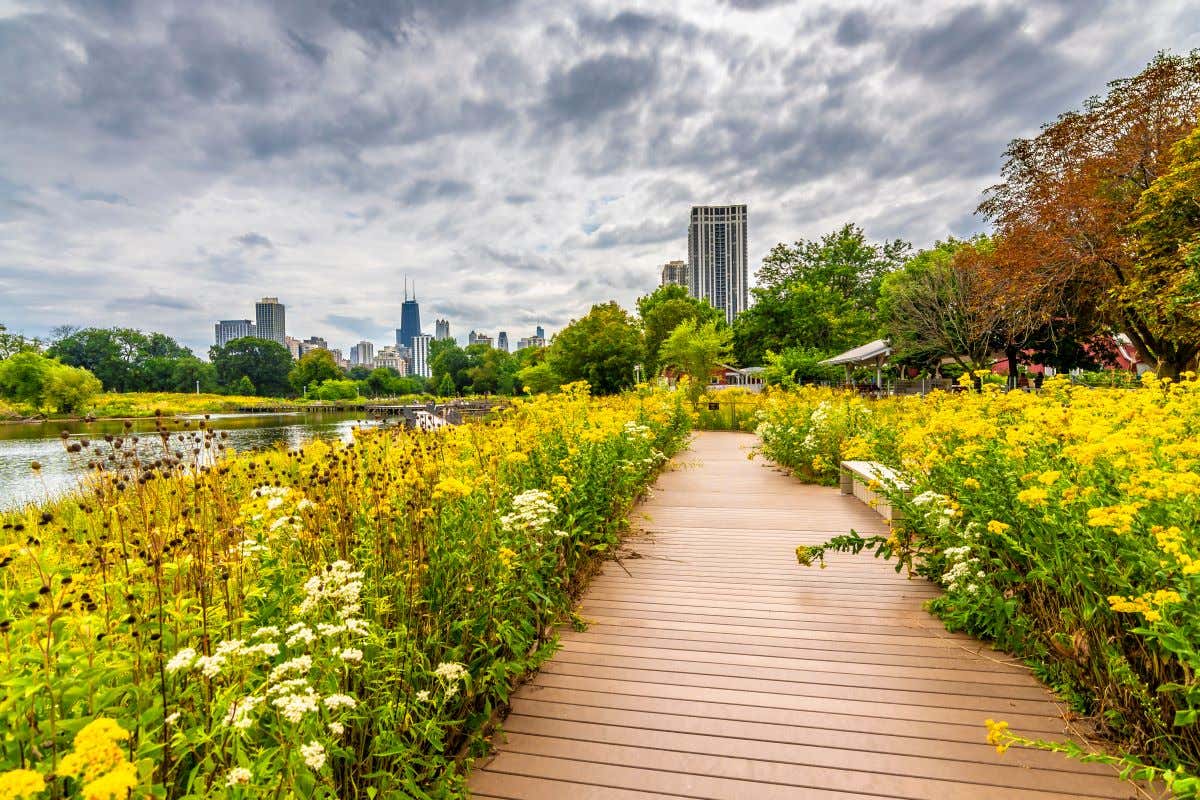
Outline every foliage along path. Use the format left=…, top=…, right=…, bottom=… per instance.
left=468, top=431, right=1143, bottom=800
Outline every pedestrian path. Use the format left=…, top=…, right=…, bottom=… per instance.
left=469, top=432, right=1138, bottom=799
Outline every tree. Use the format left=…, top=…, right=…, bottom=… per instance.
left=169, top=357, right=219, bottom=393
left=1122, top=122, right=1200, bottom=361
left=311, top=379, right=359, bottom=400
left=548, top=302, right=644, bottom=394
left=430, top=341, right=470, bottom=393
left=41, top=363, right=102, bottom=413
left=733, top=224, right=910, bottom=365
left=879, top=239, right=999, bottom=376
left=435, top=373, right=457, bottom=397
left=0, top=352, right=100, bottom=412
left=516, top=362, right=562, bottom=394
left=0, top=352, right=52, bottom=406
left=233, top=376, right=256, bottom=396
left=659, top=319, right=733, bottom=405
left=979, top=52, right=1200, bottom=377
left=636, top=285, right=723, bottom=375
left=48, top=327, right=195, bottom=391
left=465, top=347, right=519, bottom=395
left=289, top=349, right=343, bottom=394
left=760, top=347, right=841, bottom=387
left=209, top=337, right=293, bottom=397
left=0, top=323, right=42, bottom=359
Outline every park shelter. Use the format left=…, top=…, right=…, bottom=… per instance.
left=821, top=339, right=892, bottom=387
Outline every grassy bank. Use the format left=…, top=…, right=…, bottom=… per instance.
left=0, top=384, right=690, bottom=798
left=0, top=392, right=397, bottom=422
left=751, top=379, right=1200, bottom=794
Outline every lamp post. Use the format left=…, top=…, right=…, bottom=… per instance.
left=633, top=363, right=644, bottom=386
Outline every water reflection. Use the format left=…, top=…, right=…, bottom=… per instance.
left=0, top=412, right=380, bottom=510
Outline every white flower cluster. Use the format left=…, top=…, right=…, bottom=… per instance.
left=224, top=695, right=264, bottom=730
left=941, top=545, right=983, bottom=594
left=500, top=490, right=558, bottom=535
left=300, top=740, right=326, bottom=770
left=298, top=560, right=365, bottom=619
left=432, top=661, right=469, bottom=698
left=226, top=768, right=252, bottom=787
left=623, top=421, right=654, bottom=440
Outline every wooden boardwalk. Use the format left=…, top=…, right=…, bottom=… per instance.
left=470, top=432, right=1138, bottom=799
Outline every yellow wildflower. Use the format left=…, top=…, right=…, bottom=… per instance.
left=986, top=520, right=1010, bottom=534
left=0, top=769, right=46, bottom=800
left=962, top=477, right=981, bottom=490
left=1037, top=470, right=1061, bottom=485
left=498, top=547, right=517, bottom=569
left=81, top=761, right=138, bottom=800
left=984, top=719, right=1011, bottom=754
left=431, top=477, right=471, bottom=501
left=1015, top=487, right=1048, bottom=507
left=58, top=718, right=130, bottom=784
left=551, top=475, right=571, bottom=494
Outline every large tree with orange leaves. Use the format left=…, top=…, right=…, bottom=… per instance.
left=979, top=51, right=1200, bottom=377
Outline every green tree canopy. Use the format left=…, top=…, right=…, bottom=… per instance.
left=549, top=302, right=644, bottom=395
left=733, top=224, right=910, bottom=365
left=289, top=349, right=344, bottom=394
left=0, top=351, right=101, bottom=412
left=1123, top=121, right=1200, bottom=365
left=0, top=323, right=43, bottom=359
left=516, top=362, right=562, bottom=394
left=659, top=319, right=734, bottom=405
left=48, top=327, right=194, bottom=392
left=760, top=347, right=841, bottom=387
left=636, top=285, right=724, bottom=375
left=430, top=341, right=471, bottom=393
left=209, top=337, right=294, bottom=397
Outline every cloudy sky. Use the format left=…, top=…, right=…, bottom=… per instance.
left=1, top=0, right=1197, bottom=355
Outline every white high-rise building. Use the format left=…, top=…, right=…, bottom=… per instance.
left=660, top=260, right=687, bottom=287
left=214, top=319, right=256, bottom=347
left=687, top=205, right=748, bottom=324
left=412, top=334, right=433, bottom=379
left=255, top=297, right=287, bottom=344
left=350, top=341, right=374, bottom=366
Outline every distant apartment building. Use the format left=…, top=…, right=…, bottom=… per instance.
left=284, top=336, right=303, bottom=360
left=350, top=341, right=375, bottom=366
left=497, top=331, right=509, bottom=352
left=516, top=335, right=546, bottom=351
left=214, top=319, right=256, bottom=347
left=688, top=204, right=748, bottom=324
left=329, top=349, right=349, bottom=370
left=255, top=297, right=287, bottom=344
left=298, top=336, right=328, bottom=358
left=411, top=334, right=433, bottom=379
left=434, top=319, right=451, bottom=340
left=468, top=330, right=493, bottom=348
left=660, top=259, right=687, bottom=287
left=374, top=346, right=407, bottom=375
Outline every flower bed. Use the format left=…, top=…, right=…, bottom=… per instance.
left=754, top=378, right=1200, bottom=793
left=0, top=384, right=690, bottom=798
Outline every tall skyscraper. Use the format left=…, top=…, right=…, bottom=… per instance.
left=350, top=341, right=374, bottom=366
left=497, top=331, right=509, bottom=352
left=397, top=279, right=422, bottom=349
left=214, top=319, right=256, bottom=347
left=434, top=319, right=451, bottom=340
left=660, top=260, right=687, bottom=287
left=535, top=325, right=545, bottom=339
left=688, top=204, right=748, bottom=324
left=255, top=297, right=286, bottom=344
left=412, top=334, right=433, bottom=379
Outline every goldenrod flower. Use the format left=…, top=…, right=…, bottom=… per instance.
left=0, top=768, right=46, bottom=800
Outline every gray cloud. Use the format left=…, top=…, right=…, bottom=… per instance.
left=0, top=0, right=1194, bottom=355
left=542, top=53, right=659, bottom=125
left=235, top=232, right=274, bottom=249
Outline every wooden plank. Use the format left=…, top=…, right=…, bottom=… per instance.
left=468, top=432, right=1139, bottom=800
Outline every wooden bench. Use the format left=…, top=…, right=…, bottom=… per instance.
left=840, top=460, right=908, bottom=520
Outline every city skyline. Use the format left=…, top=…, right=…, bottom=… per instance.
left=2, top=2, right=1197, bottom=354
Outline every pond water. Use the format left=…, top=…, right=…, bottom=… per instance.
left=0, top=411, right=381, bottom=510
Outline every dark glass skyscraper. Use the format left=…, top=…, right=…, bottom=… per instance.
left=688, top=204, right=748, bottom=324
left=396, top=280, right=422, bottom=349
